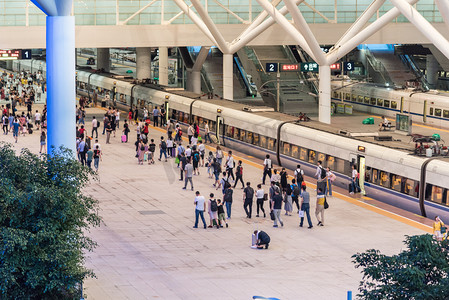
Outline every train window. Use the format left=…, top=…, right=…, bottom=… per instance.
left=377, top=98, right=383, bottom=106
left=444, top=189, right=449, bottom=205
left=291, top=145, right=300, bottom=159
left=364, top=96, right=370, bottom=104
left=335, top=157, right=346, bottom=174
left=345, top=93, right=351, bottom=101
left=246, top=131, right=253, bottom=144
left=239, top=129, right=246, bottom=141
left=391, top=101, right=397, bottom=109
left=210, top=121, right=216, bottom=132
left=384, top=100, right=390, bottom=108
left=225, top=125, right=232, bottom=137
left=358, top=95, right=363, bottom=102
left=371, top=168, right=379, bottom=185
left=429, top=107, right=433, bottom=115
left=435, top=108, right=442, bottom=117
left=351, top=94, right=356, bottom=101
left=267, top=138, right=276, bottom=151
left=299, top=147, right=308, bottom=161
left=308, top=150, right=317, bottom=164
left=390, top=174, right=402, bottom=192
left=431, top=186, right=444, bottom=204
left=183, top=113, right=189, bottom=123
left=333, top=91, right=340, bottom=99
left=253, top=133, right=260, bottom=146
left=405, top=179, right=417, bottom=197
left=379, top=171, right=390, bottom=187
left=370, top=97, right=376, bottom=105
left=260, top=136, right=267, bottom=148
left=282, top=142, right=291, bottom=156
left=444, top=110, right=449, bottom=118
left=317, top=153, right=326, bottom=166
left=233, top=127, right=239, bottom=139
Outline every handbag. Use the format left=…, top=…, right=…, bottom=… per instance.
left=324, top=197, right=329, bottom=209
left=175, top=157, right=180, bottom=164
left=441, top=222, right=447, bottom=234
left=270, top=210, right=275, bottom=221
left=298, top=210, right=305, bottom=218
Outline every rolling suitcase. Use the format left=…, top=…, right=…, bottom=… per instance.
left=121, top=135, right=127, bottom=143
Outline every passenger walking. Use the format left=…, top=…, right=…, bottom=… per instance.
left=187, top=123, right=194, bottom=144
left=193, top=191, right=207, bottom=229
left=255, top=184, right=266, bottom=218
left=158, top=136, right=168, bottom=162
left=192, top=147, right=200, bottom=175
left=299, top=185, right=313, bottom=229
left=179, top=153, right=187, bottom=181
left=280, top=168, right=288, bottom=192
left=123, top=120, right=130, bottom=142
left=234, top=160, right=244, bottom=188
left=315, top=188, right=325, bottom=226
left=223, top=186, right=233, bottom=219
left=271, top=189, right=284, bottom=227
left=243, top=182, right=254, bottom=218
left=93, top=145, right=102, bottom=171
left=315, top=160, right=327, bottom=195
left=271, top=169, right=280, bottom=186
left=208, top=194, right=220, bottom=229
left=86, top=147, right=93, bottom=169
left=197, top=140, right=205, bottom=166
left=105, top=121, right=112, bottom=144
left=2, top=115, right=8, bottom=135
left=115, top=109, right=120, bottom=129
left=226, top=151, right=235, bottom=181
left=77, top=138, right=87, bottom=166
left=91, top=116, right=99, bottom=138
left=137, top=140, right=145, bottom=165
left=284, top=183, right=293, bottom=216
left=291, top=179, right=300, bottom=212
left=39, top=131, right=46, bottom=153
left=182, top=159, right=194, bottom=191
left=204, top=122, right=211, bottom=143
left=215, top=146, right=224, bottom=166
left=217, top=199, right=228, bottom=227
left=262, top=154, right=272, bottom=185
left=294, top=164, right=305, bottom=187
left=350, top=164, right=360, bottom=194
left=206, top=151, right=214, bottom=178
left=326, top=167, right=336, bottom=196
left=433, top=216, right=446, bottom=241
left=212, top=158, right=221, bottom=187
left=153, top=106, right=160, bottom=127
left=166, top=137, right=174, bottom=158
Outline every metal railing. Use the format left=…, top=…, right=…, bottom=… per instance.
left=399, top=54, right=430, bottom=90
left=0, top=0, right=445, bottom=27
left=283, top=45, right=319, bottom=96
left=364, top=49, right=394, bottom=85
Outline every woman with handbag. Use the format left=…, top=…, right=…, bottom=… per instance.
left=433, top=216, right=446, bottom=241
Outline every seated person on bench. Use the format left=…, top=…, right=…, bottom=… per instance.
left=379, top=116, right=391, bottom=131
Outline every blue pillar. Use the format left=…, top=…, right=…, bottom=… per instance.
left=46, top=16, right=76, bottom=155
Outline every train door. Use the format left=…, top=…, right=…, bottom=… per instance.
left=216, top=116, right=225, bottom=145
left=423, top=100, right=427, bottom=123
left=358, top=155, right=366, bottom=195
left=164, top=101, right=169, bottom=124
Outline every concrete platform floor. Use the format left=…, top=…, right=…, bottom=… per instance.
left=1, top=104, right=430, bottom=300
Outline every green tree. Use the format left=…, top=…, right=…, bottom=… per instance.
left=0, top=144, right=101, bottom=299
left=352, top=234, right=449, bottom=300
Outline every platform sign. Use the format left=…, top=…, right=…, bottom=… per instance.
left=21, top=49, right=32, bottom=60
left=343, top=61, right=355, bottom=72
left=280, top=63, right=299, bottom=72
left=0, top=49, right=21, bottom=60
left=266, top=62, right=278, bottom=73
left=300, top=62, right=319, bottom=72
left=330, top=63, right=341, bottom=70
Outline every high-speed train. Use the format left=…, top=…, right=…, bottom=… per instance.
left=332, top=80, right=449, bottom=129
left=75, top=70, right=449, bottom=221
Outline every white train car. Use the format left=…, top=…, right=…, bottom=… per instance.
left=331, top=81, right=449, bottom=128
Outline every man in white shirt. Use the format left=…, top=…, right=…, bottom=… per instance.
left=93, top=139, right=101, bottom=151
left=193, top=191, right=207, bottom=229
left=115, top=109, right=120, bottom=129
left=198, top=140, right=206, bottom=167
left=262, top=154, right=272, bottom=185
left=91, top=116, right=98, bottom=138
left=204, top=122, right=211, bottom=144
left=294, top=164, right=304, bottom=186
left=315, top=160, right=327, bottom=195
left=226, top=151, right=235, bottom=181
left=34, top=110, right=41, bottom=130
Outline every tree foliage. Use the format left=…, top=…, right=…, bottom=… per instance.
left=0, top=144, right=101, bottom=299
left=352, top=234, right=449, bottom=300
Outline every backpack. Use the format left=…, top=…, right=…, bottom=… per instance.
left=193, top=152, right=199, bottom=162
left=223, top=179, right=231, bottom=189
left=245, top=187, right=254, bottom=199
left=149, top=144, right=156, bottom=152
left=237, top=165, right=243, bottom=176
left=296, top=169, right=304, bottom=183
left=178, top=129, right=183, bottom=136
left=161, top=141, right=167, bottom=149
left=210, top=199, right=218, bottom=212
left=224, top=188, right=233, bottom=202
left=320, top=167, right=327, bottom=179
left=140, top=145, right=145, bottom=151
left=293, top=184, right=300, bottom=196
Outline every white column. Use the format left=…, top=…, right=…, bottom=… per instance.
left=318, top=65, right=331, bottom=124
left=136, top=47, right=152, bottom=80
left=97, top=48, right=110, bottom=72
left=223, top=53, right=233, bottom=100
left=159, top=46, right=169, bottom=85
left=426, top=54, right=439, bottom=88
left=190, top=71, right=202, bottom=94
